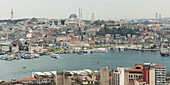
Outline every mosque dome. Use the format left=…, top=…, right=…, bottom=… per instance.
left=69, top=14, right=77, bottom=18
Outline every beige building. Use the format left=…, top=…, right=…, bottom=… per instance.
left=129, top=64, right=143, bottom=80
left=55, top=72, right=71, bottom=85
left=2, top=45, right=10, bottom=52
left=149, top=68, right=155, bottom=85
left=100, top=67, right=109, bottom=85
left=29, top=44, right=39, bottom=53
left=12, top=45, right=19, bottom=53
left=76, top=76, right=94, bottom=84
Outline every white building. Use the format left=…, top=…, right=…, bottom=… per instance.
left=111, top=67, right=129, bottom=85
left=154, top=65, right=166, bottom=85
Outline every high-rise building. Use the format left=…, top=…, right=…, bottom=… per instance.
left=154, top=65, right=166, bottom=85
left=159, top=14, right=162, bottom=19
left=100, top=67, right=109, bottom=85
left=142, top=63, right=150, bottom=84
left=111, top=69, right=120, bottom=85
left=111, top=67, right=129, bottom=85
left=142, top=63, right=166, bottom=85
left=149, top=68, right=155, bottom=85
left=156, top=12, right=158, bottom=19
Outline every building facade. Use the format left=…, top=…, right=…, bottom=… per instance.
left=100, top=67, right=109, bottom=85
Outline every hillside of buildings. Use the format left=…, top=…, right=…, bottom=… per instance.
left=96, top=26, right=141, bottom=36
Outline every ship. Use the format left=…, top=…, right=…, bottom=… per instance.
left=50, top=54, right=59, bottom=59
left=160, top=43, right=169, bottom=56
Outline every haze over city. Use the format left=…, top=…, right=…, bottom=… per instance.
left=0, top=0, right=170, bottom=20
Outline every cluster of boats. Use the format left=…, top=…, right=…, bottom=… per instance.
left=0, top=52, right=40, bottom=61
left=160, top=43, right=169, bottom=56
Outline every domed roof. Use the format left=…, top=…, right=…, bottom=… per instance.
left=69, top=14, right=77, bottom=18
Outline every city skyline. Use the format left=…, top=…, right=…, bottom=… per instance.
left=0, top=0, right=170, bottom=20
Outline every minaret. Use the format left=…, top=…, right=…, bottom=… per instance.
left=81, top=8, right=83, bottom=21
left=79, top=8, right=81, bottom=27
left=11, top=9, right=14, bottom=20
left=52, top=19, right=55, bottom=28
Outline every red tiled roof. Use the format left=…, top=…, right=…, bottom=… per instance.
left=37, top=75, right=49, bottom=78
left=129, top=70, right=142, bottom=72
left=20, top=78, right=37, bottom=81
left=70, top=41, right=81, bottom=43
left=154, top=65, right=166, bottom=67
left=131, top=64, right=143, bottom=69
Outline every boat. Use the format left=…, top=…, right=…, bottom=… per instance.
left=33, top=54, right=40, bottom=58
left=83, top=51, right=88, bottom=53
left=23, top=53, right=34, bottom=59
left=77, top=51, right=82, bottom=54
left=160, top=43, right=169, bottom=56
left=15, top=56, right=21, bottom=60
left=95, top=48, right=108, bottom=53
left=0, top=52, right=5, bottom=55
left=50, top=54, right=59, bottom=59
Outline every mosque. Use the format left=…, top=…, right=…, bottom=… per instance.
left=65, top=9, right=84, bottom=29
left=65, top=14, right=80, bottom=28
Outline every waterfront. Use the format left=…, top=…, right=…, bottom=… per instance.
left=0, top=50, right=170, bottom=81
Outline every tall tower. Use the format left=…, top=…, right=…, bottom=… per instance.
left=159, top=13, right=161, bottom=19
left=156, top=12, right=158, bottom=19
left=11, top=9, right=14, bottom=20
left=91, top=13, right=94, bottom=24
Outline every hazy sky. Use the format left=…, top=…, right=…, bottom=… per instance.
left=0, top=0, right=169, bottom=20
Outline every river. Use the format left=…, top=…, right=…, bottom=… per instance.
left=0, top=50, right=169, bottom=81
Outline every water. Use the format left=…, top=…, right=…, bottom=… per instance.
left=0, top=50, right=170, bottom=81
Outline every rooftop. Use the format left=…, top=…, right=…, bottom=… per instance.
left=20, top=78, right=37, bottom=81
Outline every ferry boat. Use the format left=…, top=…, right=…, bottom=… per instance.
left=50, top=54, right=59, bottom=59
left=160, top=43, right=169, bottom=56
left=95, top=48, right=108, bottom=53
